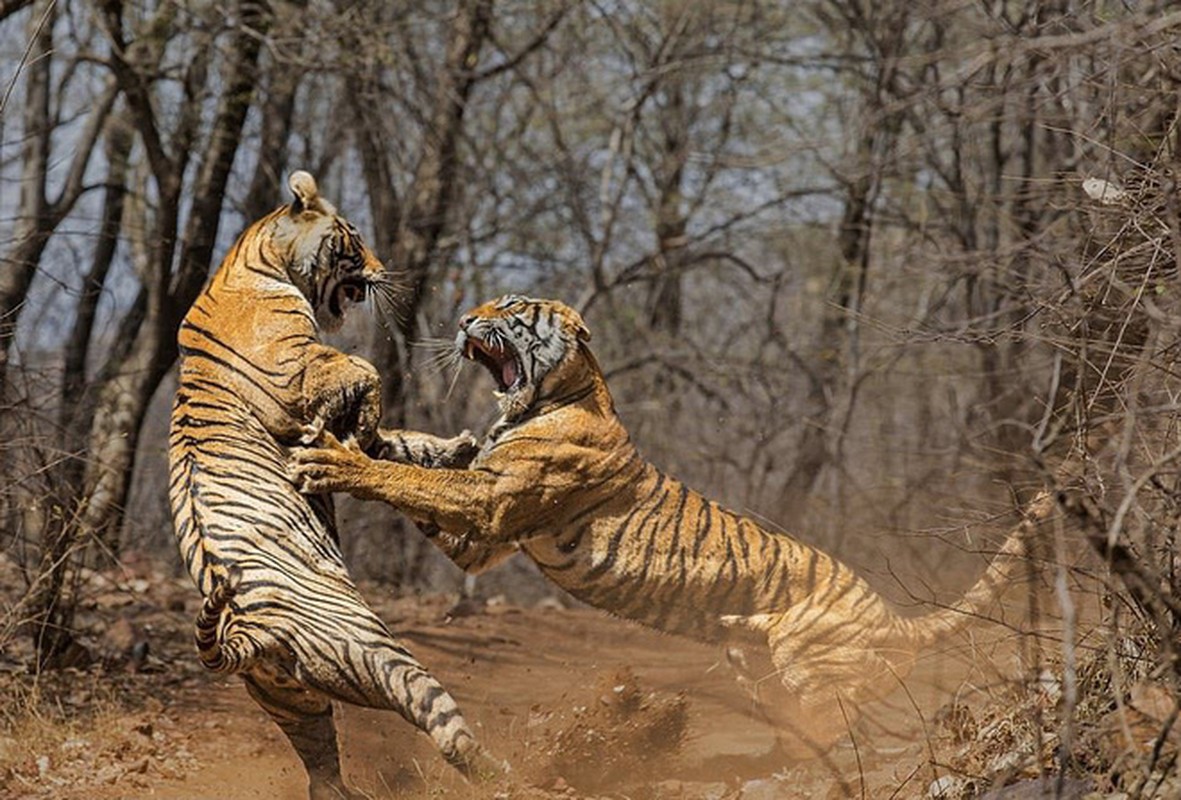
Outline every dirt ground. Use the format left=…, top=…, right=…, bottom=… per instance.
left=0, top=557, right=1175, bottom=800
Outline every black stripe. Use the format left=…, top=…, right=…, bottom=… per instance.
left=583, top=474, right=667, bottom=581
left=663, top=483, right=691, bottom=571
left=180, top=320, right=302, bottom=382
left=692, top=501, right=713, bottom=559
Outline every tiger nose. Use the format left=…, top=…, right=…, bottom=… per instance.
left=458, top=314, right=473, bottom=331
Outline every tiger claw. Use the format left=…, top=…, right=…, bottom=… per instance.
left=288, top=434, right=369, bottom=496
left=297, top=416, right=325, bottom=446
left=447, top=430, right=480, bottom=465
left=288, top=461, right=319, bottom=494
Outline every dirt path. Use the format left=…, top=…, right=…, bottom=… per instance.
left=165, top=602, right=788, bottom=799
left=1, top=572, right=1034, bottom=800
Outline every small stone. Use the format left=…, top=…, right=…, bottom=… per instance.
left=534, top=596, right=565, bottom=611
left=929, top=775, right=960, bottom=798
left=740, top=778, right=784, bottom=800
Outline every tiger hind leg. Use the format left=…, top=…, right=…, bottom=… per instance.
left=296, top=635, right=500, bottom=781
left=722, top=639, right=848, bottom=761
left=242, top=673, right=361, bottom=800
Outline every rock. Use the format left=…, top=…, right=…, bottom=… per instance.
left=980, top=777, right=1094, bottom=799
left=740, top=778, right=784, bottom=800
left=99, top=616, right=151, bottom=673
left=929, top=775, right=962, bottom=798
left=534, top=596, right=566, bottom=612
left=445, top=596, right=486, bottom=620
left=96, top=764, right=121, bottom=784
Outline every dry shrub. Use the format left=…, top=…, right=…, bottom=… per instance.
left=0, top=668, right=199, bottom=799
left=930, top=625, right=1178, bottom=798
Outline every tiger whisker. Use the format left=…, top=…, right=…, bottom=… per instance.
left=412, top=337, right=459, bottom=353
left=419, top=355, right=462, bottom=377
left=369, top=281, right=406, bottom=326
left=413, top=341, right=465, bottom=376
left=444, top=359, right=466, bottom=401
left=366, top=270, right=412, bottom=326
left=412, top=339, right=464, bottom=365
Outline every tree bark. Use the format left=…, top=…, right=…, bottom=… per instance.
left=0, top=0, right=53, bottom=403
left=241, top=1, right=309, bottom=222
left=80, top=0, right=272, bottom=547
left=646, top=79, right=688, bottom=336
left=58, top=118, right=135, bottom=490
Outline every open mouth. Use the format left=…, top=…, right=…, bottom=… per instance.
left=463, top=335, right=522, bottom=393
left=327, top=278, right=368, bottom=318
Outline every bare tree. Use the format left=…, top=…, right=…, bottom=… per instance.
left=9, top=0, right=276, bottom=665
left=0, top=1, right=116, bottom=400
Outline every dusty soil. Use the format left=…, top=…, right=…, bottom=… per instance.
left=0, top=558, right=1174, bottom=799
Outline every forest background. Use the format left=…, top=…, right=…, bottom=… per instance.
left=2, top=0, right=1181, bottom=788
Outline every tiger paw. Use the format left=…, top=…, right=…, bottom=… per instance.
left=441, top=430, right=480, bottom=467
left=455, top=746, right=511, bottom=783
left=369, top=428, right=480, bottom=468
left=289, top=431, right=371, bottom=495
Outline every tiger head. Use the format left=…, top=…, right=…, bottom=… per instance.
left=269, top=171, right=388, bottom=332
left=456, top=295, right=592, bottom=420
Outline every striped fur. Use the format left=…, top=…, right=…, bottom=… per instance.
left=194, top=563, right=248, bottom=672
left=293, top=295, right=1056, bottom=759
left=168, top=172, right=492, bottom=799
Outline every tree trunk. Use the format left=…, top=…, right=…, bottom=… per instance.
left=646, top=80, right=688, bottom=335
left=780, top=116, right=880, bottom=520
left=372, top=0, right=494, bottom=426
left=241, top=0, right=308, bottom=222
left=27, top=0, right=272, bottom=666
left=0, top=0, right=53, bottom=403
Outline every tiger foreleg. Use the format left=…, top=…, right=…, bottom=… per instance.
left=422, top=525, right=518, bottom=574
left=719, top=612, right=779, bottom=641
left=291, top=433, right=507, bottom=536
left=301, top=350, right=383, bottom=449
left=371, top=428, right=480, bottom=468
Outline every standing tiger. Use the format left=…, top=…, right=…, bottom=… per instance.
left=168, top=171, right=490, bottom=799
left=292, top=294, right=1056, bottom=759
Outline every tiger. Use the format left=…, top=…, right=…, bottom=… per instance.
left=290, top=294, right=1056, bottom=760
left=168, top=171, right=491, bottom=800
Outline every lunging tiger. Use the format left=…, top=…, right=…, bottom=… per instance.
left=292, top=294, right=1056, bottom=759
left=168, top=171, right=489, bottom=800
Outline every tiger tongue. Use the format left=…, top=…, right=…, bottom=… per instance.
left=501, top=359, right=518, bottom=390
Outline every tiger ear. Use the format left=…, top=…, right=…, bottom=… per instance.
left=288, top=170, right=330, bottom=214
left=568, top=307, right=591, bottom=343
